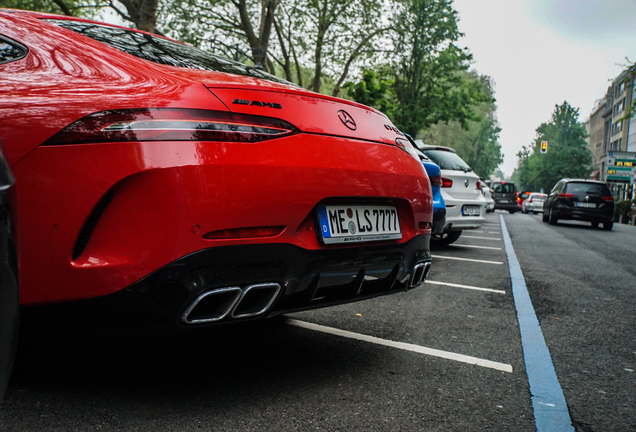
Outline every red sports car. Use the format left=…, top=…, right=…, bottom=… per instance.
left=0, top=10, right=432, bottom=327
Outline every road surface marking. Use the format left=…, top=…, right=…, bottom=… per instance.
left=500, top=215, right=574, bottom=432
left=431, top=255, right=504, bottom=265
left=461, top=235, right=502, bottom=241
left=284, top=318, right=513, bottom=373
left=450, top=244, right=502, bottom=250
left=425, top=280, right=506, bottom=294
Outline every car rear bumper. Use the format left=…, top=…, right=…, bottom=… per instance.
left=60, top=235, right=432, bottom=327
left=15, top=135, right=431, bottom=305
left=442, top=198, right=485, bottom=231
left=554, top=208, right=614, bottom=222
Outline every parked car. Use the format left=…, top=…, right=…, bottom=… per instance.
left=521, top=193, right=546, bottom=214
left=405, top=135, right=446, bottom=236
left=0, top=11, right=434, bottom=329
left=491, top=181, right=521, bottom=213
left=416, top=142, right=486, bottom=245
left=480, top=179, right=495, bottom=212
left=542, top=179, right=614, bottom=230
left=0, top=140, right=17, bottom=401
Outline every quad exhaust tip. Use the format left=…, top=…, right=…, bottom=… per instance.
left=182, top=283, right=281, bottom=324
left=410, top=262, right=431, bottom=287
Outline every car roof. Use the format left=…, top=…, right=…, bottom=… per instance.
left=560, top=178, right=606, bottom=185
left=416, top=144, right=458, bottom=154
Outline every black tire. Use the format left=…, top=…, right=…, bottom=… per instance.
left=431, top=230, right=462, bottom=246
left=590, top=221, right=599, bottom=229
left=0, top=260, right=18, bottom=402
left=549, top=207, right=558, bottom=225
left=509, top=210, right=515, bottom=214
left=603, top=221, right=613, bottom=231
left=542, top=210, right=549, bottom=222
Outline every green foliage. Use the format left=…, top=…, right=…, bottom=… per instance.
left=419, top=72, right=502, bottom=179
left=615, top=199, right=632, bottom=216
left=342, top=68, right=396, bottom=115
left=389, top=0, right=488, bottom=136
left=0, top=0, right=108, bottom=17
left=516, top=101, right=592, bottom=192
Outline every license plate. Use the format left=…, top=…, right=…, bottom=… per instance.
left=498, top=200, right=510, bottom=203
left=462, top=205, right=480, bottom=216
left=576, top=202, right=596, bottom=208
left=317, top=205, right=402, bottom=244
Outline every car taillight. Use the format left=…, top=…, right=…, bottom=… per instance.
left=395, top=137, right=421, bottom=161
left=602, top=196, right=614, bottom=202
left=558, top=193, right=574, bottom=199
left=428, top=174, right=442, bottom=187
left=441, top=177, right=453, bottom=188
left=476, top=181, right=481, bottom=190
left=42, top=108, right=300, bottom=146
left=516, top=197, right=521, bottom=203
left=528, top=197, right=533, bottom=203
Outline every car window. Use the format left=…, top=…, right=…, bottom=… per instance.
left=0, top=35, right=28, bottom=64
left=421, top=149, right=472, bottom=172
left=564, top=182, right=610, bottom=195
left=45, top=20, right=294, bottom=85
left=493, top=183, right=516, bottom=193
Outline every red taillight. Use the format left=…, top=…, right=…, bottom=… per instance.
left=395, top=137, right=421, bottom=161
left=42, top=108, right=300, bottom=146
left=602, top=196, right=614, bottom=202
left=516, top=197, right=521, bottom=203
left=528, top=197, right=533, bottom=203
left=558, top=193, right=574, bottom=199
left=429, top=174, right=443, bottom=187
left=441, top=177, right=453, bottom=188
left=476, top=181, right=481, bottom=190
left=203, top=226, right=285, bottom=240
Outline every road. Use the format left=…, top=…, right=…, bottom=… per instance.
left=0, top=212, right=634, bottom=431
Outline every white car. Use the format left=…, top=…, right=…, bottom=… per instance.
left=480, top=180, right=495, bottom=212
left=522, top=192, right=546, bottom=214
left=416, top=143, right=487, bottom=245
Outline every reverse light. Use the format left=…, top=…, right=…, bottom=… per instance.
left=203, top=226, right=285, bottom=240
left=429, top=174, right=443, bottom=187
left=441, top=177, right=453, bottom=188
left=558, top=193, right=574, bottom=199
left=42, top=108, right=300, bottom=146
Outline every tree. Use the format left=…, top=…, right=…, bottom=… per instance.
left=419, top=72, right=502, bottom=178
left=389, top=0, right=488, bottom=136
left=515, top=102, right=592, bottom=192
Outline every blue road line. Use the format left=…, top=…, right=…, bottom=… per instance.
left=499, top=215, right=574, bottom=432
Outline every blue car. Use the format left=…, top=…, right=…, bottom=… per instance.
left=404, top=135, right=446, bottom=235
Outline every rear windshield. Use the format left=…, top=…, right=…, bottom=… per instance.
left=46, top=20, right=293, bottom=85
left=564, top=182, right=610, bottom=195
left=493, top=183, right=516, bottom=194
left=529, top=193, right=546, bottom=200
left=421, top=149, right=472, bottom=172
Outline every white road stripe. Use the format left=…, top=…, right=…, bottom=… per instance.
left=284, top=318, right=513, bottom=373
left=431, top=255, right=503, bottom=265
left=425, top=280, right=506, bottom=294
left=461, top=235, right=502, bottom=241
left=449, top=244, right=502, bottom=250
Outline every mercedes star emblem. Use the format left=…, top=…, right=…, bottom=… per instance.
left=337, top=110, right=357, bottom=130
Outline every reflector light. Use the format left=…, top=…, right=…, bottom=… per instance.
left=42, top=108, right=300, bottom=146
left=203, top=226, right=285, bottom=240
left=558, top=193, right=574, bottom=199
left=429, top=174, right=443, bottom=187
left=602, top=196, right=614, bottom=202
left=441, top=177, right=453, bottom=188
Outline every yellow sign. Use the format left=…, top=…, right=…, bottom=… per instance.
left=608, top=169, right=616, bottom=174
left=616, top=161, right=634, bottom=167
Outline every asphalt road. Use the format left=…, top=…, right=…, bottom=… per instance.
left=0, top=212, right=634, bottom=431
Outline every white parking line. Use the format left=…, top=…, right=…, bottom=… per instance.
left=461, top=235, right=502, bottom=241
left=425, top=280, right=506, bottom=294
left=284, top=318, right=513, bottom=373
left=449, top=244, right=503, bottom=250
left=431, top=255, right=503, bottom=265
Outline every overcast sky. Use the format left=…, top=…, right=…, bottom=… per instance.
left=452, top=0, right=636, bottom=177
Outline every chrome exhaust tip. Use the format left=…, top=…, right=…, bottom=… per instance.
left=182, top=286, right=242, bottom=324
left=410, top=262, right=431, bottom=287
left=231, top=283, right=281, bottom=319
